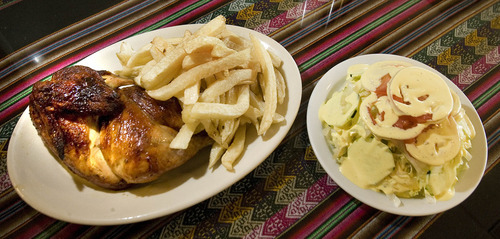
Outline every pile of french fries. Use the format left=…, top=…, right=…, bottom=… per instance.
left=115, top=15, right=286, bottom=170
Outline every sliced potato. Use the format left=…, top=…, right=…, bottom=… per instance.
left=250, top=34, right=277, bottom=135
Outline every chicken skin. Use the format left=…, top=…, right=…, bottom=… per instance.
left=29, top=66, right=212, bottom=190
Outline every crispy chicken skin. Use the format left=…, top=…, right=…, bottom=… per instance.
left=29, top=66, right=127, bottom=189
left=29, top=66, right=212, bottom=190
left=100, top=86, right=211, bottom=184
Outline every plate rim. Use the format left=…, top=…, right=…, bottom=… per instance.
left=306, top=53, right=487, bottom=216
left=7, top=24, right=302, bottom=225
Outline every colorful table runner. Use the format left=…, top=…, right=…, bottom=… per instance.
left=1, top=0, right=499, bottom=238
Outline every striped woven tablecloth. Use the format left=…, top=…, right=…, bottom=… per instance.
left=1, top=0, right=499, bottom=238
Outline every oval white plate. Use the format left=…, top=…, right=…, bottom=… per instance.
left=307, top=54, right=487, bottom=216
left=7, top=25, right=301, bottom=225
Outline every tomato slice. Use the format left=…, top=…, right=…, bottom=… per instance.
left=370, top=73, right=433, bottom=131
left=392, top=113, right=432, bottom=130
left=374, top=73, right=391, bottom=97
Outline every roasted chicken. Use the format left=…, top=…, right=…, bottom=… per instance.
left=29, top=66, right=212, bottom=190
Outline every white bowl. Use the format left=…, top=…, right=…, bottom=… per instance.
left=306, top=54, right=487, bottom=216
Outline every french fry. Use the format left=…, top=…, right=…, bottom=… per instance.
left=275, top=68, right=286, bottom=105
left=115, top=15, right=287, bottom=171
left=273, top=112, right=285, bottom=123
left=190, top=85, right=249, bottom=120
left=183, top=36, right=225, bottom=54
left=183, top=81, right=201, bottom=105
left=218, top=28, right=251, bottom=51
left=170, top=122, right=199, bottom=149
left=201, top=119, right=222, bottom=145
left=193, top=15, right=227, bottom=37
left=116, top=42, right=134, bottom=66
left=200, top=69, right=254, bottom=102
left=209, top=142, right=225, bottom=168
left=115, top=67, right=137, bottom=80
left=154, top=35, right=184, bottom=46
left=221, top=124, right=246, bottom=170
left=249, top=89, right=265, bottom=112
left=132, top=60, right=157, bottom=85
left=139, top=46, right=186, bottom=90
left=204, top=74, right=217, bottom=87
left=151, top=36, right=175, bottom=52
left=126, top=43, right=153, bottom=68
left=147, top=48, right=251, bottom=101
left=211, top=43, right=237, bottom=57
left=268, top=50, right=283, bottom=68
left=182, top=51, right=213, bottom=70
left=243, top=106, right=261, bottom=132
left=181, top=104, right=197, bottom=125
left=183, top=30, right=192, bottom=38
left=244, top=104, right=284, bottom=125
left=225, top=84, right=239, bottom=104
left=250, top=34, right=277, bottom=135
left=220, top=119, right=240, bottom=148
left=150, top=46, right=165, bottom=62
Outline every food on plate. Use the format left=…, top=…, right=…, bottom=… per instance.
left=28, top=16, right=287, bottom=189
left=115, top=15, right=287, bottom=170
left=29, top=66, right=212, bottom=190
left=318, top=61, right=475, bottom=203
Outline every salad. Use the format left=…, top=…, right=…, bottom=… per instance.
left=318, top=61, right=475, bottom=204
